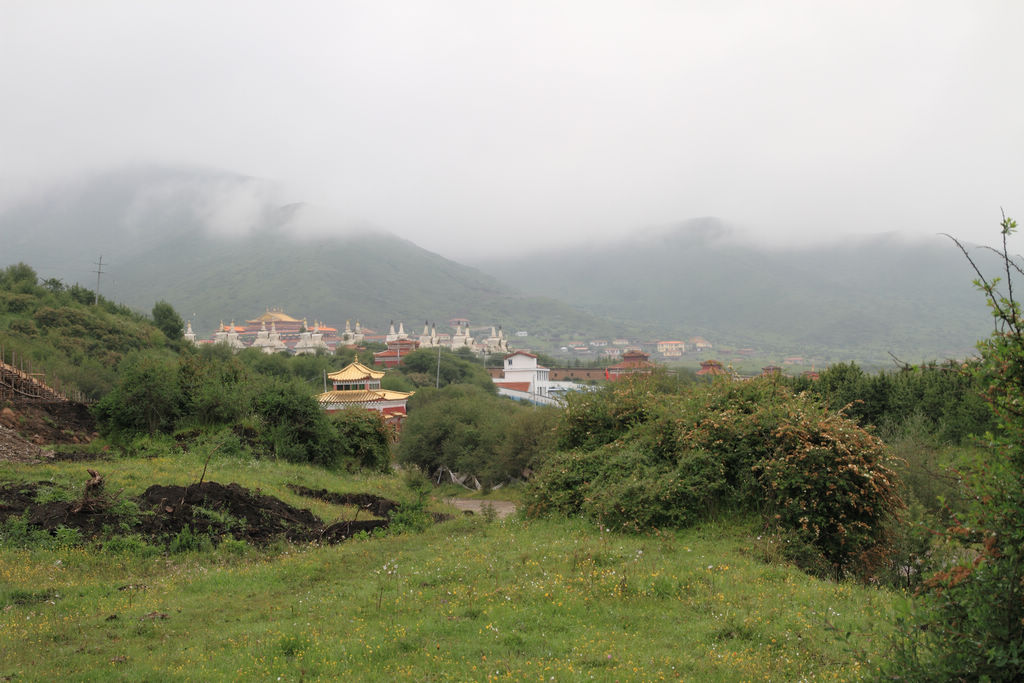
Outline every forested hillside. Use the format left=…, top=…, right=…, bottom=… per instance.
left=1, top=166, right=1003, bottom=362
left=0, top=262, right=168, bottom=398
left=0, top=166, right=634, bottom=344
left=478, top=218, right=998, bottom=362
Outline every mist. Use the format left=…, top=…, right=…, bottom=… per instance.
left=2, top=1, right=1022, bottom=259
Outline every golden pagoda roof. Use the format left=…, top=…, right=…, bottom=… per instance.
left=315, top=389, right=414, bottom=404
left=327, top=360, right=386, bottom=382
left=377, top=390, right=415, bottom=401
left=247, top=309, right=302, bottom=325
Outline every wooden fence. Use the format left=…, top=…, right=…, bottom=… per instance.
left=0, top=345, right=85, bottom=403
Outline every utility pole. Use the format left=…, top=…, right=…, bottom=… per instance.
left=436, top=336, right=442, bottom=389
left=93, top=255, right=105, bottom=305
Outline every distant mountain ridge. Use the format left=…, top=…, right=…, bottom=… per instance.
left=0, top=166, right=629, bottom=343
left=475, top=218, right=998, bottom=363
left=0, top=166, right=1000, bottom=364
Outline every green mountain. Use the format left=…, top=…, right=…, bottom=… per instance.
left=0, top=166, right=630, bottom=345
left=2, top=167, right=1001, bottom=364
left=475, top=218, right=999, bottom=364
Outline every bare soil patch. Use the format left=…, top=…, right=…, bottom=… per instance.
left=0, top=401, right=96, bottom=446
left=0, top=474, right=416, bottom=547
left=287, top=484, right=399, bottom=517
left=0, top=425, right=51, bottom=463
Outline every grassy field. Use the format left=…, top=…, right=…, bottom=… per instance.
left=1, top=453, right=897, bottom=681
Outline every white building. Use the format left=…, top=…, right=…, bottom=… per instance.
left=293, top=321, right=329, bottom=355
left=339, top=320, right=365, bottom=346
left=213, top=321, right=247, bottom=350
left=494, top=351, right=592, bottom=406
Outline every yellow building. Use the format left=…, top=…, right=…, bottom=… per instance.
left=315, top=358, right=414, bottom=427
left=247, top=308, right=304, bottom=335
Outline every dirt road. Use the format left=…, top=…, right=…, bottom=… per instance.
left=445, top=497, right=517, bottom=519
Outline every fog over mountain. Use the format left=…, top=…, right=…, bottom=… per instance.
left=1, top=166, right=375, bottom=286
left=477, top=216, right=1000, bottom=361
left=0, top=165, right=1003, bottom=364
left=1, top=3, right=1022, bottom=259
left=0, top=166, right=629, bottom=343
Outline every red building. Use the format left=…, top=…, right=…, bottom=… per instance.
left=373, top=338, right=420, bottom=368
left=696, top=359, right=729, bottom=377
left=605, top=350, right=657, bottom=381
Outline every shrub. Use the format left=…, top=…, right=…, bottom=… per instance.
left=396, top=384, right=512, bottom=484
left=93, top=350, right=183, bottom=436
left=328, top=408, right=392, bottom=472
left=528, top=378, right=904, bottom=579
left=753, top=407, right=901, bottom=579
left=880, top=216, right=1024, bottom=680
left=253, top=378, right=340, bottom=467
left=558, top=375, right=658, bottom=451
left=168, top=525, right=214, bottom=553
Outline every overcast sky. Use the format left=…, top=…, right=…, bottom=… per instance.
left=2, top=1, right=1022, bottom=258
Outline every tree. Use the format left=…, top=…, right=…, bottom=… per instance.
left=41, top=277, right=65, bottom=293
left=394, top=348, right=496, bottom=392
left=329, top=408, right=392, bottom=472
left=178, top=343, right=252, bottom=426
left=252, top=378, right=339, bottom=467
left=93, top=350, right=183, bottom=436
left=151, top=300, right=184, bottom=341
left=1, top=262, right=39, bottom=294
left=883, top=215, right=1024, bottom=680
left=397, top=384, right=518, bottom=484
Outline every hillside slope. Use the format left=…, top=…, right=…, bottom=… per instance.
left=0, top=166, right=629, bottom=344
left=477, top=218, right=997, bottom=362
left=2, top=167, right=1000, bottom=362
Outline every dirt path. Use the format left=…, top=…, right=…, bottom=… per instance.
left=444, top=497, right=517, bottom=519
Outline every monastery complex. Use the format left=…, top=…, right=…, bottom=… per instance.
left=186, top=309, right=511, bottom=357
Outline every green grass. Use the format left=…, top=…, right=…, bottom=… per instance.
left=0, top=456, right=896, bottom=680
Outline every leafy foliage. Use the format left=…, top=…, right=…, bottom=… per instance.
left=0, top=263, right=166, bottom=398
left=391, top=347, right=496, bottom=392
left=787, top=360, right=994, bottom=445
left=152, top=300, right=184, bottom=341
left=91, top=340, right=395, bottom=472
left=328, top=408, right=392, bottom=473
left=882, top=216, right=1024, bottom=680
left=397, top=384, right=558, bottom=485
left=526, top=376, right=903, bottom=579
left=252, top=378, right=339, bottom=466
left=92, top=349, right=183, bottom=435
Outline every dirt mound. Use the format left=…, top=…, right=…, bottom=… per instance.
left=287, top=484, right=399, bottom=518
left=0, top=475, right=419, bottom=547
left=138, top=482, right=323, bottom=544
left=319, top=519, right=391, bottom=543
left=0, top=401, right=96, bottom=446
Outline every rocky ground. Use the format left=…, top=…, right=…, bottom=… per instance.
left=0, top=423, right=51, bottom=463
left=0, top=400, right=98, bottom=464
